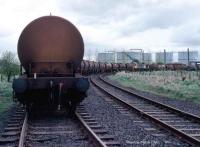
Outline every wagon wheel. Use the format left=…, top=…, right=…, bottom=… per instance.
left=67, top=101, right=77, bottom=118
left=65, top=100, right=70, bottom=116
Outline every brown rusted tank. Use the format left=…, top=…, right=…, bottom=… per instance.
left=18, top=16, right=84, bottom=75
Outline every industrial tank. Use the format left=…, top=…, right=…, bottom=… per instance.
left=18, top=16, right=84, bottom=74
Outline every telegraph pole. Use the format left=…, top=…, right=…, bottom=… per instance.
left=187, top=48, right=190, bottom=65
left=164, top=49, right=166, bottom=65
left=142, top=50, right=144, bottom=63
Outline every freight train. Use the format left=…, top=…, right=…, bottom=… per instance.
left=78, top=61, right=189, bottom=74
left=12, top=16, right=89, bottom=115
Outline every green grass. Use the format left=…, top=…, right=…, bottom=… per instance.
left=0, top=81, right=13, bottom=113
left=109, top=71, right=200, bottom=103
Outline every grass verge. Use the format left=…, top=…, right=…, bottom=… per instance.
left=0, top=81, right=13, bottom=113
left=108, top=71, right=200, bottom=103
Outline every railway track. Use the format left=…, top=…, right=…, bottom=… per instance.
left=0, top=106, right=26, bottom=147
left=91, top=75, right=200, bottom=146
left=0, top=105, right=120, bottom=147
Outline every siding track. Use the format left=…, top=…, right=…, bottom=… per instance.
left=91, top=75, right=200, bottom=146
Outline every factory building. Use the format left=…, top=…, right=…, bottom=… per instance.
left=178, top=50, right=198, bottom=65
left=116, top=52, right=142, bottom=63
left=143, top=53, right=152, bottom=64
left=97, top=50, right=199, bottom=64
left=97, top=51, right=152, bottom=63
left=97, top=52, right=115, bottom=63
left=155, top=52, right=173, bottom=63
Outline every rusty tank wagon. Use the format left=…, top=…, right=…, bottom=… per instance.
left=13, top=16, right=89, bottom=115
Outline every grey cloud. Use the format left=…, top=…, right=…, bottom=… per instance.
left=58, top=0, right=200, bottom=48
left=117, top=3, right=200, bottom=37
left=59, top=0, right=146, bottom=25
left=0, top=38, right=16, bottom=51
left=0, top=28, right=14, bottom=37
left=171, top=21, right=200, bottom=46
left=2, top=0, right=200, bottom=53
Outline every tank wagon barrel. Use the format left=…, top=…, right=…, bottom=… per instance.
left=13, top=16, right=89, bottom=115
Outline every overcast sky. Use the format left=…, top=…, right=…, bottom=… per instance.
left=1, top=0, right=200, bottom=59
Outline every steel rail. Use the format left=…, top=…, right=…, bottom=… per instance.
left=17, top=110, right=107, bottom=147
left=18, top=113, right=28, bottom=147
left=99, top=75, right=200, bottom=123
left=75, top=112, right=107, bottom=147
left=91, top=76, right=200, bottom=146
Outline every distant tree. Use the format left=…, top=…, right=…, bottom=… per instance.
left=157, top=62, right=164, bottom=64
left=0, top=51, right=19, bottom=82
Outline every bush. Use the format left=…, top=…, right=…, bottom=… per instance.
left=0, top=81, right=13, bottom=113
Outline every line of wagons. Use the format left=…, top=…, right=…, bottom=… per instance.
left=78, top=60, right=190, bottom=75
